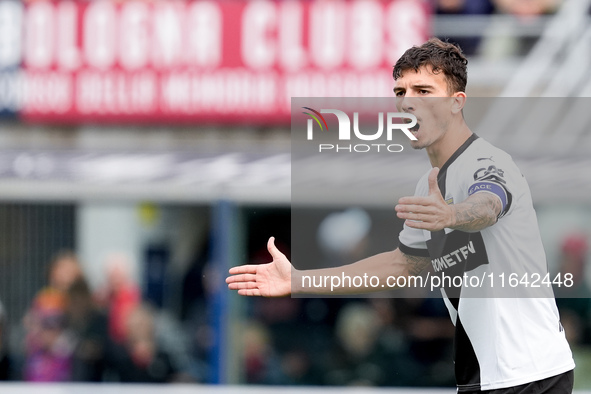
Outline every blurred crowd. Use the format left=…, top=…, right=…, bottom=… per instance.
left=237, top=231, right=591, bottom=388
left=0, top=251, right=190, bottom=383
left=0, top=225, right=590, bottom=387
left=237, top=296, right=456, bottom=386
left=433, top=0, right=565, bottom=57
left=435, top=0, right=561, bottom=18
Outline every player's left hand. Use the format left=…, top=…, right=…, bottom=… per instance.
left=395, top=167, right=454, bottom=232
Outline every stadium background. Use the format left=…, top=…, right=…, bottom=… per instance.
left=1, top=0, right=591, bottom=392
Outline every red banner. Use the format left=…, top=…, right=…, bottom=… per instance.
left=10, top=0, right=430, bottom=124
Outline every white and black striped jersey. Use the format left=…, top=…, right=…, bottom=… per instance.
left=398, top=134, right=574, bottom=392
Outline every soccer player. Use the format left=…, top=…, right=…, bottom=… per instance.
left=226, top=38, right=575, bottom=393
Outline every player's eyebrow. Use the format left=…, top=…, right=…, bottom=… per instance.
left=412, top=84, right=435, bottom=90
left=393, top=84, right=436, bottom=95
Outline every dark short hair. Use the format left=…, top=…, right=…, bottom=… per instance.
left=393, top=38, right=468, bottom=94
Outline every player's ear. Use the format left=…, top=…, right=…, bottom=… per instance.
left=451, top=92, right=466, bottom=114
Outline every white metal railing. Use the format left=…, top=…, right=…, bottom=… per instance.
left=499, top=0, right=591, bottom=97
left=472, top=0, right=591, bottom=156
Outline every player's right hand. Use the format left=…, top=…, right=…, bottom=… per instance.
left=226, top=236, right=292, bottom=297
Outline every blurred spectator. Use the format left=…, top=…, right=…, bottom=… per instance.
left=249, top=297, right=327, bottom=385
left=399, top=297, right=456, bottom=387
left=554, top=232, right=591, bottom=390
left=181, top=238, right=209, bottom=321
left=555, top=233, right=591, bottom=345
left=97, top=253, right=141, bottom=345
left=21, top=250, right=84, bottom=382
left=0, top=300, right=10, bottom=380
left=109, top=303, right=177, bottom=383
left=152, top=308, right=195, bottom=383
left=326, top=302, right=382, bottom=386
left=493, top=0, right=561, bottom=16
left=23, top=288, right=74, bottom=382
left=242, top=320, right=284, bottom=384
left=324, top=301, right=420, bottom=387
left=181, top=236, right=218, bottom=383
left=247, top=232, right=328, bottom=385
left=435, top=0, right=495, bottom=56
left=279, top=347, right=322, bottom=385
left=67, top=278, right=110, bottom=382
left=437, top=0, right=494, bottom=13
left=47, top=250, right=84, bottom=293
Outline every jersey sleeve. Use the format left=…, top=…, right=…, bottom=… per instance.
left=398, top=172, right=430, bottom=257
left=398, top=222, right=430, bottom=257
left=467, top=153, right=516, bottom=219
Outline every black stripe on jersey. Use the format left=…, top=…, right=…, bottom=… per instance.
left=432, top=133, right=484, bottom=392
left=441, top=234, right=486, bottom=391
left=455, top=315, right=483, bottom=392
left=399, top=242, right=430, bottom=257
left=439, top=133, right=479, bottom=175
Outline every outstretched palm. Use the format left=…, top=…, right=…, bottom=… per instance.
left=226, top=237, right=292, bottom=296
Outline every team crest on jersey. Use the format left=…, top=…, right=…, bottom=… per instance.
left=445, top=197, right=454, bottom=205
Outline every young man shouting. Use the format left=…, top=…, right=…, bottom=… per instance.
left=227, top=38, right=575, bottom=393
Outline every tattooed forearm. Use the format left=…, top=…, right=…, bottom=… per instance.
left=450, top=193, right=502, bottom=232
left=402, top=252, right=431, bottom=276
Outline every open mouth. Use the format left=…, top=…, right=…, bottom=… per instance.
left=404, top=117, right=420, bottom=132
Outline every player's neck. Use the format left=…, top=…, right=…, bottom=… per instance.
left=426, top=121, right=473, bottom=169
